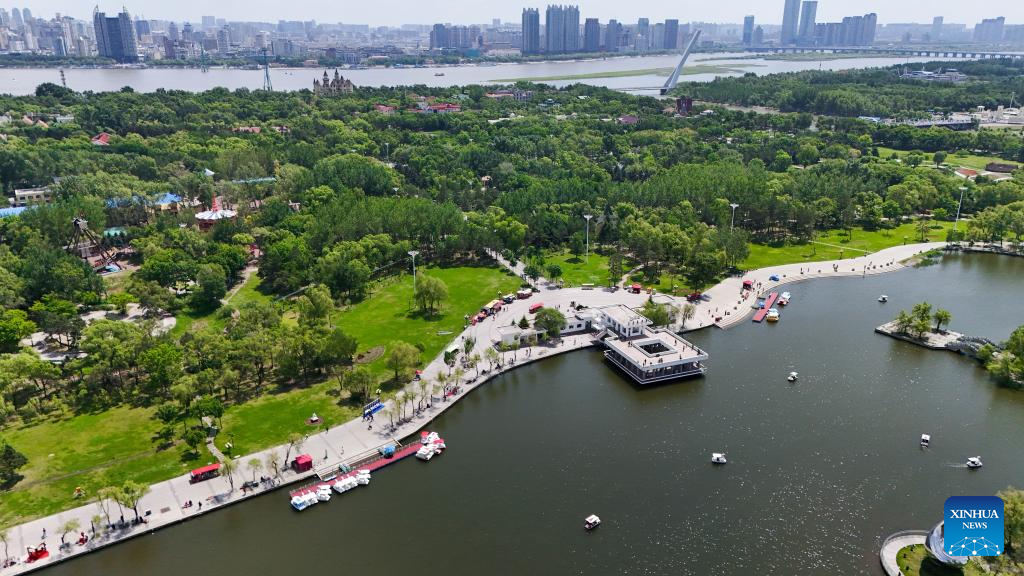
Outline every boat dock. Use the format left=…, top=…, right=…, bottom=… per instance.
left=289, top=441, right=422, bottom=499
left=752, top=292, right=779, bottom=322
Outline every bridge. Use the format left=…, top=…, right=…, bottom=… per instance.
left=661, top=29, right=703, bottom=95
left=746, top=46, right=1024, bottom=60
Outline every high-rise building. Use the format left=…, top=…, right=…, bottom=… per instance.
left=931, top=16, right=944, bottom=41
left=430, top=23, right=448, bottom=50
left=21, top=7, right=31, bottom=20
left=635, top=18, right=650, bottom=52
left=522, top=9, right=540, bottom=54
left=861, top=13, right=877, bottom=45
left=606, top=19, right=621, bottom=51
left=167, top=21, right=180, bottom=42
left=565, top=5, right=580, bottom=52
left=780, top=0, right=801, bottom=44
left=11, top=7, right=23, bottom=29
left=0, top=8, right=8, bottom=27
left=798, top=1, right=817, bottom=43
left=752, top=25, right=764, bottom=46
left=93, top=7, right=139, bottom=63
left=544, top=5, right=579, bottom=53
left=652, top=22, right=664, bottom=49
left=742, top=15, right=755, bottom=45
left=583, top=18, right=601, bottom=52
left=974, top=17, right=1005, bottom=43
left=663, top=19, right=678, bottom=49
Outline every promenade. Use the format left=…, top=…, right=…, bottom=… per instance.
left=879, top=530, right=929, bottom=576
left=0, top=241, right=944, bottom=574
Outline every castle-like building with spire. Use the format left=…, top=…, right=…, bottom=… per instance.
left=314, top=70, right=355, bottom=95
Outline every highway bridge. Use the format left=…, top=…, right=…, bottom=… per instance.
left=746, top=46, right=1023, bottom=60
left=660, top=29, right=703, bottom=95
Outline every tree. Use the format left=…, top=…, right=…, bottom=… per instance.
left=128, top=279, right=177, bottom=317
left=414, top=274, right=448, bottom=314
left=462, top=336, right=476, bottom=356
left=912, top=317, right=931, bottom=340
left=140, top=343, right=182, bottom=398
left=0, top=309, right=37, bottom=353
left=522, top=264, right=541, bottom=283
left=107, top=292, right=136, bottom=315
left=933, top=309, right=952, bottom=332
left=533, top=307, right=567, bottom=339
left=323, top=327, right=358, bottom=365
left=485, top=347, right=499, bottom=371
left=247, top=458, right=262, bottom=482
left=911, top=302, right=933, bottom=324
left=545, top=263, right=563, bottom=282
left=58, top=518, right=81, bottom=547
left=915, top=218, right=930, bottom=242
left=568, top=232, right=586, bottom=260
left=265, top=450, right=282, bottom=480
left=221, top=458, right=237, bottom=492
left=640, top=299, right=672, bottom=327
left=607, top=251, right=624, bottom=286
left=296, top=284, right=333, bottom=327
left=284, top=432, right=304, bottom=464
left=386, top=341, right=420, bottom=381
left=681, top=303, right=697, bottom=329
left=192, top=263, right=227, bottom=310
left=894, top=310, right=913, bottom=334
left=339, top=366, right=375, bottom=403
left=0, top=442, right=28, bottom=489
left=933, top=151, right=947, bottom=166
left=96, top=486, right=120, bottom=527
left=518, top=316, right=529, bottom=329
left=181, top=428, right=206, bottom=456
left=999, top=487, right=1024, bottom=557
left=118, top=480, right=149, bottom=522
left=686, top=252, right=723, bottom=292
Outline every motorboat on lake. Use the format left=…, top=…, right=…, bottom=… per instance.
left=878, top=295, right=888, bottom=303
left=584, top=515, right=601, bottom=530
left=967, top=456, right=983, bottom=469
left=711, top=453, right=727, bottom=464
left=778, top=292, right=791, bottom=305
left=920, top=434, right=931, bottom=447
left=787, top=372, right=799, bottom=382
left=766, top=308, right=780, bottom=322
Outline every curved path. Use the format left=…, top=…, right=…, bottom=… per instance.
left=879, top=530, right=929, bottom=576
left=0, top=241, right=945, bottom=575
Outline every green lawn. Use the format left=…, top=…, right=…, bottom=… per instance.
left=896, top=544, right=986, bottom=576
left=335, top=266, right=521, bottom=379
left=877, top=147, right=1020, bottom=172
left=741, top=222, right=954, bottom=270
left=0, top=406, right=201, bottom=526
left=544, top=249, right=610, bottom=287
left=217, top=380, right=358, bottom=458
left=101, top=270, right=133, bottom=295
left=170, top=272, right=273, bottom=338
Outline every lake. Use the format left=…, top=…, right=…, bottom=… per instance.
left=45, top=253, right=1024, bottom=576
left=0, top=52, right=969, bottom=96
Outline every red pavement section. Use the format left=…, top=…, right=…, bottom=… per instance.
left=752, top=292, right=779, bottom=323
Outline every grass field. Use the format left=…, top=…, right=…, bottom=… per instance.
left=0, top=406, right=200, bottom=526
left=490, top=64, right=752, bottom=83
left=877, top=147, right=1020, bottom=172
left=741, top=222, right=954, bottom=270
left=335, top=266, right=521, bottom=379
left=217, top=380, right=358, bottom=458
left=543, top=249, right=610, bottom=287
left=896, top=544, right=985, bottom=576
left=169, top=272, right=273, bottom=337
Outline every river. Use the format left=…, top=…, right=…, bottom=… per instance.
left=44, top=253, right=1024, bottom=576
left=0, top=52, right=969, bottom=96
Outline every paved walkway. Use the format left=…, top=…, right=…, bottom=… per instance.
left=879, top=530, right=929, bottom=576
left=0, top=241, right=944, bottom=574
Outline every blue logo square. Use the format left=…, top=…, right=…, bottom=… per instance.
left=944, top=496, right=1004, bottom=556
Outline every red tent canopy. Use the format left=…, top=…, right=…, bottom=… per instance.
left=190, top=463, right=221, bottom=477
left=292, top=454, right=313, bottom=472
left=742, top=280, right=754, bottom=287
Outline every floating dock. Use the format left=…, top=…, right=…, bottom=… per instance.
left=289, top=441, right=422, bottom=500
left=752, top=292, right=779, bottom=323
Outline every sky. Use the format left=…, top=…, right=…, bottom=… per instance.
left=15, top=0, right=1022, bottom=27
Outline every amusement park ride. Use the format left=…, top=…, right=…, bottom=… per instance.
left=65, top=217, right=117, bottom=272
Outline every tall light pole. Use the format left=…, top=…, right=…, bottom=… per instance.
left=408, top=250, right=420, bottom=295
left=583, top=214, right=593, bottom=263
left=729, top=203, right=740, bottom=230
left=384, top=142, right=390, bottom=163
left=953, top=186, right=967, bottom=242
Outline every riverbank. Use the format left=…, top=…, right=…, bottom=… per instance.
left=0, top=241, right=946, bottom=574
left=490, top=63, right=756, bottom=83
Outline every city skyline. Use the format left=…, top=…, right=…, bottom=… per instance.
left=7, top=0, right=1020, bottom=27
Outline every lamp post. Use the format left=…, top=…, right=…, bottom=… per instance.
left=953, top=186, right=967, bottom=242
left=408, top=250, right=420, bottom=295
left=384, top=142, right=390, bottom=163
left=583, top=214, right=593, bottom=263
left=729, top=203, right=740, bottom=230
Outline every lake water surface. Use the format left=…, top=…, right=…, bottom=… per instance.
left=46, top=253, right=1024, bottom=576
